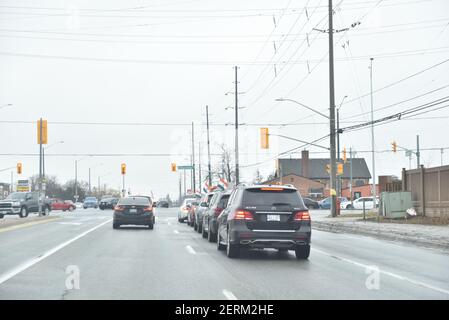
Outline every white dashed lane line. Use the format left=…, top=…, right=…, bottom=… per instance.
left=185, top=245, right=196, bottom=255
left=222, top=289, right=238, bottom=300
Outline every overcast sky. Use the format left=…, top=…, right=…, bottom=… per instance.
left=0, top=0, right=448, bottom=198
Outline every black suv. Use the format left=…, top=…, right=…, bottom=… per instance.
left=216, top=185, right=311, bottom=259
left=0, top=192, right=52, bottom=218
left=202, top=191, right=231, bottom=243
left=99, top=197, right=119, bottom=210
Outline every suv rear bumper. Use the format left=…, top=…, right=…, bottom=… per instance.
left=113, top=212, right=154, bottom=225
left=228, top=225, right=311, bottom=249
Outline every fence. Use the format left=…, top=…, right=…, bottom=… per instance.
left=402, top=165, right=449, bottom=218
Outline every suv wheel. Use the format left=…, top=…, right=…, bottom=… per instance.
left=113, top=222, right=120, bottom=229
left=207, top=223, right=216, bottom=243
left=226, top=230, right=239, bottom=258
left=193, top=221, right=198, bottom=231
left=197, top=223, right=202, bottom=234
left=295, top=245, right=310, bottom=260
left=19, top=207, right=28, bottom=218
left=202, top=224, right=207, bottom=238
left=148, top=223, right=154, bottom=230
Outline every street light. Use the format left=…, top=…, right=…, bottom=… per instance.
left=276, top=98, right=329, bottom=119
left=98, top=171, right=111, bottom=198
left=74, top=156, right=91, bottom=201
left=88, top=162, right=104, bottom=195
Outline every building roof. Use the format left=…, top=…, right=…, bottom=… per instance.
left=278, top=158, right=371, bottom=179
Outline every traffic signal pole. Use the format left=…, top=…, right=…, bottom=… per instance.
left=38, top=118, right=43, bottom=216
left=234, top=66, right=240, bottom=185
left=328, top=0, right=338, bottom=217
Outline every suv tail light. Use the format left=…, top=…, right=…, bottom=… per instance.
left=294, top=210, right=310, bottom=221
left=214, top=207, right=223, bottom=216
left=114, top=205, right=124, bottom=212
left=143, top=206, right=153, bottom=212
left=230, top=209, right=254, bottom=221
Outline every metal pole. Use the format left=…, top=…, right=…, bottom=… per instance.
left=75, top=160, right=78, bottom=201
left=206, top=105, right=212, bottom=187
left=98, top=176, right=100, bottom=198
left=416, top=135, right=420, bottom=168
left=370, top=57, right=377, bottom=212
left=336, top=109, right=340, bottom=197
left=191, top=122, right=196, bottom=194
left=10, top=171, right=13, bottom=193
left=328, top=0, right=337, bottom=217
left=183, top=169, right=186, bottom=196
left=349, top=148, right=353, bottom=206
left=198, top=141, right=202, bottom=193
left=122, top=174, right=125, bottom=197
left=43, top=147, right=45, bottom=180
left=89, top=167, right=91, bottom=195
left=234, top=66, right=240, bottom=185
left=441, top=148, right=444, bottom=166
left=38, top=118, right=43, bottom=216
left=179, top=172, right=182, bottom=203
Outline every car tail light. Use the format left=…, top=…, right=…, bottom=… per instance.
left=294, top=210, right=310, bottom=221
left=114, top=205, right=124, bottom=212
left=143, top=206, right=153, bottom=212
left=230, top=209, right=254, bottom=221
left=214, top=207, right=223, bottom=216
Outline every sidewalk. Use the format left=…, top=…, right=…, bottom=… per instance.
left=310, top=210, right=449, bottom=254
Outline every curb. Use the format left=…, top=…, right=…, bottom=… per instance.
left=312, top=220, right=449, bottom=254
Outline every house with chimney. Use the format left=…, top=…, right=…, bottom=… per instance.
left=263, top=150, right=372, bottom=199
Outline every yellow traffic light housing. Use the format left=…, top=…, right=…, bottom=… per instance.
left=391, top=141, right=397, bottom=153
left=121, top=163, right=126, bottom=175
left=260, top=127, right=269, bottom=149
left=37, top=119, right=48, bottom=144
left=171, top=163, right=177, bottom=172
left=17, top=162, right=22, bottom=175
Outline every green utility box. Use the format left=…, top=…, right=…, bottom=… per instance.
left=379, top=192, right=412, bottom=218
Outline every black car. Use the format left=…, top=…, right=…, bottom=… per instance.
left=99, top=197, right=119, bottom=210
left=303, top=197, right=319, bottom=210
left=216, top=185, right=311, bottom=259
left=157, top=201, right=169, bottom=208
left=113, top=197, right=155, bottom=229
left=202, top=191, right=231, bottom=243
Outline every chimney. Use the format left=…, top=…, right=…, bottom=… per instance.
left=301, top=150, right=309, bottom=178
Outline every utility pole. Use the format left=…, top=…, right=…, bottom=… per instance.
left=441, top=148, right=444, bottom=166
left=10, top=171, right=13, bottom=193
left=178, top=172, right=182, bottom=204
left=38, top=118, right=43, bottom=216
left=74, top=160, right=78, bottom=201
left=370, top=57, right=377, bottom=211
left=89, top=167, right=91, bottom=195
left=198, top=141, right=202, bottom=193
left=416, top=135, right=420, bottom=168
left=234, top=66, right=240, bottom=185
left=191, top=122, right=196, bottom=194
left=183, top=169, right=186, bottom=196
left=328, top=1, right=338, bottom=217
left=206, top=105, right=212, bottom=187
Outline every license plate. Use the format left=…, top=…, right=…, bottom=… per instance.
left=267, top=214, right=280, bottom=222
left=129, top=209, right=137, bottom=213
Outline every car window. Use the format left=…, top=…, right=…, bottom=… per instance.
left=118, top=197, right=150, bottom=206
left=242, top=188, right=304, bottom=208
left=217, top=194, right=230, bottom=209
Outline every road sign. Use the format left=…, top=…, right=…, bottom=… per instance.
left=17, top=179, right=29, bottom=192
left=178, top=165, right=193, bottom=170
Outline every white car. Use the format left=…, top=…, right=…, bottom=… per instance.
left=351, top=197, right=379, bottom=210
left=178, top=198, right=197, bottom=222
left=75, top=202, right=83, bottom=209
left=340, top=199, right=353, bottom=209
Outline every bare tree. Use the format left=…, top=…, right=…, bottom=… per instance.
left=216, top=143, right=235, bottom=183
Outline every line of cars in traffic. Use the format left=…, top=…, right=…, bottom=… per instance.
left=302, top=196, right=379, bottom=210
left=178, top=184, right=312, bottom=259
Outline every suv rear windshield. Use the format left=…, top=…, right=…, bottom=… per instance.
left=242, top=188, right=304, bottom=208
left=118, top=197, right=150, bottom=206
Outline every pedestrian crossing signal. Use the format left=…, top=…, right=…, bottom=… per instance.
left=121, top=163, right=126, bottom=175
left=171, top=163, right=177, bottom=172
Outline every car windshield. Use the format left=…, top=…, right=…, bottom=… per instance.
left=118, top=197, right=150, bottom=206
left=85, top=197, right=96, bottom=201
left=242, top=189, right=304, bottom=208
left=5, top=193, right=27, bottom=200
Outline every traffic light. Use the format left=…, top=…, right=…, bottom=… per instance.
left=326, top=164, right=331, bottom=174
left=337, top=163, right=344, bottom=175
left=391, top=141, right=397, bottom=153
left=17, top=162, right=22, bottom=175
left=37, top=119, right=48, bottom=144
left=260, top=127, right=269, bottom=149
left=171, top=163, right=177, bottom=172
left=342, top=147, right=347, bottom=163
left=121, top=163, right=126, bottom=175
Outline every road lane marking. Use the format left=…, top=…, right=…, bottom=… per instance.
left=174, top=230, right=179, bottom=234
left=0, top=217, right=61, bottom=233
left=58, top=222, right=82, bottom=226
left=185, top=245, right=196, bottom=255
left=0, top=218, right=112, bottom=285
left=312, top=248, right=449, bottom=296
left=222, top=289, right=238, bottom=300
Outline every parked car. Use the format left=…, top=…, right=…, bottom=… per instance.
left=51, top=198, right=76, bottom=212
left=194, top=192, right=215, bottom=233
left=178, top=198, right=197, bottom=223
left=83, top=197, right=98, bottom=209
left=350, top=197, right=379, bottom=210
left=303, top=197, right=319, bottom=209
left=216, top=185, right=311, bottom=259
left=112, top=196, right=155, bottom=229
left=318, top=197, right=348, bottom=209
left=75, top=202, right=83, bottom=209
left=99, top=197, right=119, bottom=210
left=187, top=200, right=199, bottom=227
left=202, top=191, right=231, bottom=243
left=0, top=192, right=52, bottom=218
